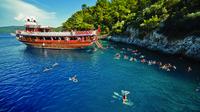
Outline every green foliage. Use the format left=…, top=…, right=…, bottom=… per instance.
left=52, top=26, right=63, bottom=32
left=159, top=0, right=200, bottom=39
left=186, top=11, right=200, bottom=19
left=112, top=21, right=124, bottom=34
left=0, top=26, right=24, bottom=34
left=140, top=15, right=160, bottom=31
left=81, top=4, right=87, bottom=10
left=62, top=0, right=200, bottom=37
left=63, top=0, right=138, bottom=34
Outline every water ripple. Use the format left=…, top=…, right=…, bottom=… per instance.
left=0, top=37, right=200, bottom=112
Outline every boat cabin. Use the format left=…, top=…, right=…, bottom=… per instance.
left=25, top=18, right=51, bottom=32
left=25, top=25, right=51, bottom=32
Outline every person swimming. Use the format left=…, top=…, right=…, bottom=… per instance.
left=121, top=90, right=129, bottom=104
left=122, top=94, right=128, bottom=104
left=141, top=59, right=146, bottom=63
left=93, top=48, right=97, bottom=51
left=43, top=68, right=50, bottom=72
left=115, top=53, right=121, bottom=59
left=140, top=55, right=145, bottom=59
left=52, top=62, right=59, bottom=67
left=43, top=67, right=52, bottom=72
left=43, top=63, right=59, bottom=72
left=187, top=66, right=192, bottom=72
left=129, top=57, right=134, bottom=61
left=69, top=75, right=78, bottom=83
left=124, top=55, right=129, bottom=60
left=132, top=50, right=138, bottom=53
left=112, top=90, right=133, bottom=106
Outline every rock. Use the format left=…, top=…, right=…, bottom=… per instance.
left=108, top=28, right=200, bottom=60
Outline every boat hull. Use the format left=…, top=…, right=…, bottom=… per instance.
left=17, top=37, right=94, bottom=49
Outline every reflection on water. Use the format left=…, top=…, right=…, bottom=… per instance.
left=23, top=47, right=96, bottom=62
left=22, top=46, right=103, bottom=70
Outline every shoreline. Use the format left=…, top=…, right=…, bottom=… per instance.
left=105, top=29, right=200, bottom=61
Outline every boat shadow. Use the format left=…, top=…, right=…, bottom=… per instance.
left=22, top=46, right=96, bottom=61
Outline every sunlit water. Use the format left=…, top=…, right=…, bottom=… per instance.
left=0, top=34, right=200, bottom=112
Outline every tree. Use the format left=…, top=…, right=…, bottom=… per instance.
left=82, top=4, right=87, bottom=10
left=62, top=0, right=200, bottom=38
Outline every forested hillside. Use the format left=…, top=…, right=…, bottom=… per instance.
left=0, top=26, right=24, bottom=34
left=62, top=0, right=200, bottom=39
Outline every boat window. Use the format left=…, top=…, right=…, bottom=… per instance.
left=60, top=37, right=64, bottom=40
left=52, top=37, right=59, bottom=40
left=39, top=37, right=43, bottom=40
left=45, top=37, right=51, bottom=40
left=32, top=37, right=36, bottom=39
left=70, top=37, right=77, bottom=40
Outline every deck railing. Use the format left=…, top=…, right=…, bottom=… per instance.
left=16, top=30, right=97, bottom=36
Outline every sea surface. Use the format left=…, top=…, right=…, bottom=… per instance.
left=0, top=34, right=200, bottom=112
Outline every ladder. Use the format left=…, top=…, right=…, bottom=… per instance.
left=94, top=40, right=103, bottom=49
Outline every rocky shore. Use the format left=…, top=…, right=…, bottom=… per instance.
left=107, top=28, right=200, bottom=61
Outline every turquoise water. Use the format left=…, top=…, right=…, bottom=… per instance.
left=0, top=34, right=200, bottom=112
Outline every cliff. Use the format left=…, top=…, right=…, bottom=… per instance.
left=108, top=27, right=200, bottom=60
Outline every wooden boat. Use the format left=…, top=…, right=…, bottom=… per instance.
left=16, top=18, right=101, bottom=49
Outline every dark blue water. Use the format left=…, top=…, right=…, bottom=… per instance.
left=0, top=34, right=200, bottom=112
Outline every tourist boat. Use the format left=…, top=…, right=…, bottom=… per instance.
left=16, top=18, right=101, bottom=49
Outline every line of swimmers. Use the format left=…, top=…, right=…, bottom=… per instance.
left=113, top=47, right=193, bottom=72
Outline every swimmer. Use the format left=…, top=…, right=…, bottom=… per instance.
left=86, top=49, right=92, bottom=52
left=140, top=55, right=145, bottom=59
left=93, top=48, right=97, bottom=51
left=122, top=94, right=127, bottom=104
left=141, top=59, right=146, bottom=63
left=133, top=53, right=138, bottom=55
left=121, top=90, right=129, bottom=104
left=112, top=90, right=133, bottom=106
left=124, top=55, right=129, bottom=60
left=52, top=62, right=59, bottom=67
left=173, top=66, right=176, bottom=71
left=167, top=68, right=170, bottom=72
left=69, top=75, right=78, bottom=83
left=115, top=53, right=121, bottom=57
left=129, top=57, right=134, bottom=61
left=151, top=61, right=156, bottom=65
left=115, top=53, right=121, bottom=59
left=133, top=58, right=137, bottom=62
left=132, top=50, right=138, bottom=53
left=148, top=60, right=152, bottom=65
left=158, top=62, right=162, bottom=66
left=187, top=66, right=192, bottom=72
left=43, top=67, right=52, bottom=72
